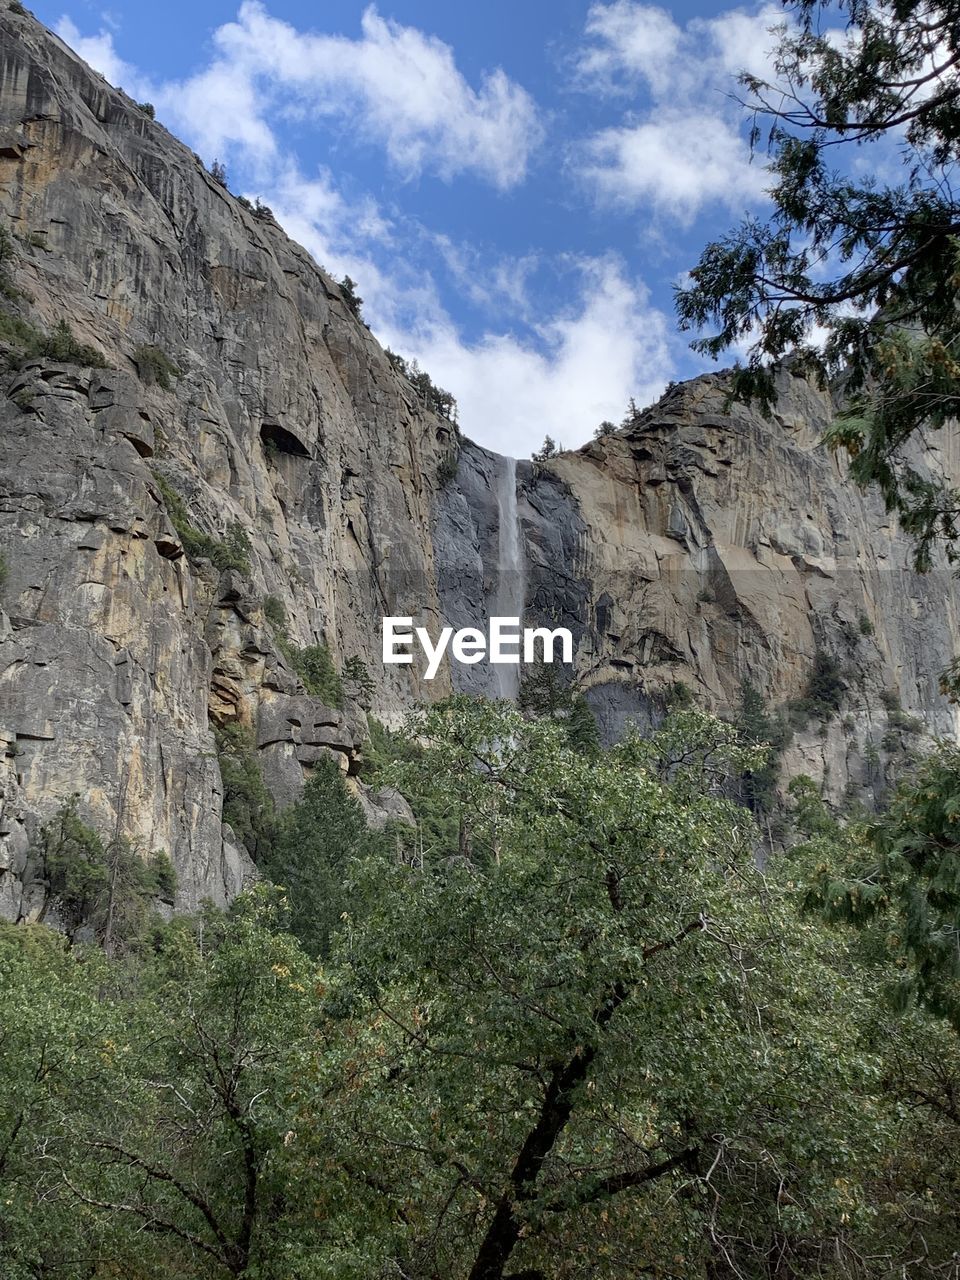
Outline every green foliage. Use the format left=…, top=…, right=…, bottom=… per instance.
left=260, top=594, right=344, bottom=706
left=343, top=653, right=374, bottom=706
left=209, top=158, right=228, bottom=187
left=676, top=1, right=960, bottom=574
left=132, top=342, right=180, bottom=390
left=788, top=647, right=847, bottom=726
left=215, top=723, right=276, bottom=859
left=386, top=348, right=459, bottom=422
left=566, top=691, right=600, bottom=754
left=805, top=743, right=960, bottom=1029
left=38, top=318, right=107, bottom=367
left=593, top=418, right=617, bottom=438
left=518, top=660, right=600, bottom=753
left=276, top=636, right=343, bottom=705
left=881, top=687, right=924, bottom=734
left=360, top=715, right=458, bottom=859
left=437, top=447, right=459, bottom=485
left=0, top=309, right=43, bottom=356
left=7, top=705, right=960, bottom=1276
left=332, top=698, right=889, bottom=1277
left=153, top=474, right=251, bottom=573
left=0, top=222, right=19, bottom=300
left=34, top=798, right=175, bottom=952
left=259, top=757, right=374, bottom=957
left=734, top=678, right=790, bottom=815
left=339, top=273, right=363, bottom=319
left=135, top=100, right=155, bottom=118
left=663, top=677, right=693, bottom=708
left=262, top=593, right=287, bottom=628
left=858, top=611, right=875, bottom=637
left=532, top=433, right=559, bottom=461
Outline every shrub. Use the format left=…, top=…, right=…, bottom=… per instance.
left=132, top=343, right=180, bottom=390
left=277, top=638, right=343, bottom=706
left=664, top=679, right=693, bottom=709
left=343, top=654, right=375, bottom=706
left=8, top=2, right=27, bottom=17
left=437, top=450, right=459, bottom=486
left=787, top=648, right=847, bottom=726
left=880, top=689, right=923, bottom=734
left=153, top=475, right=251, bottom=574
left=40, top=319, right=107, bottom=367
left=136, top=101, right=155, bottom=118
left=858, top=612, right=875, bottom=636
left=594, top=420, right=617, bottom=438
left=210, top=159, right=228, bottom=187
left=263, top=595, right=287, bottom=629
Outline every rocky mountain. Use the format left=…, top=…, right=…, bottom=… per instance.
left=1, top=8, right=958, bottom=921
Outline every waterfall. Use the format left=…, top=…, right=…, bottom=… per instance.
left=492, top=455, right=524, bottom=700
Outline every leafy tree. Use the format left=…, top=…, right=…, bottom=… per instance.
left=36, top=798, right=174, bottom=953
left=806, top=744, right=960, bottom=1030
left=259, top=758, right=373, bottom=957
left=735, top=678, right=790, bottom=814
left=676, top=0, right=960, bottom=573
left=0, top=924, right=115, bottom=1278
left=331, top=698, right=889, bottom=1278
left=45, top=889, right=343, bottom=1279
left=210, top=159, right=228, bottom=187
left=216, top=724, right=277, bottom=859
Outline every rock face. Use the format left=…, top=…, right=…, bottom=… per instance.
left=1, top=10, right=958, bottom=919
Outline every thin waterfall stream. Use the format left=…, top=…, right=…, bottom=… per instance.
left=492, top=455, right=524, bottom=700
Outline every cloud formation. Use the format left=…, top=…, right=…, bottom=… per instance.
left=574, top=1, right=783, bottom=221
left=53, top=5, right=676, bottom=455
left=163, top=3, right=542, bottom=189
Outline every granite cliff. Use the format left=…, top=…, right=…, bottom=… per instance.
left=1, top=9, right=957, bottom=920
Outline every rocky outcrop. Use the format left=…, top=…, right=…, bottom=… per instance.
left=437, top=371, right=960, bottom=807
left=1, top=9, right=958, bottom=919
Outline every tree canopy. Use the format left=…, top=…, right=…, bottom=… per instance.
left=677, top=0, right=960, bottom=572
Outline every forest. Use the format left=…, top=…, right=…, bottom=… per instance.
left=2, top=696, right=960, bottom=1278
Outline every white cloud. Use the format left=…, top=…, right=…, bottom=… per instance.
left=53, top=8, right=673, bottom=456
left=578, top=2, right=683, bottom=96
left=573, top=2, right=786, bottom=220
left=581, top=111, right=770, bottom=224
left=375, top=259, right=673, bottom=456
left=166, top=2, right=542, bottom=190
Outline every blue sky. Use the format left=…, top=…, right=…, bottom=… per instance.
left=36, top=0, right=793, bottom=455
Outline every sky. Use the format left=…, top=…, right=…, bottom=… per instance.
left=35, top=0, right=796, bottom=456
